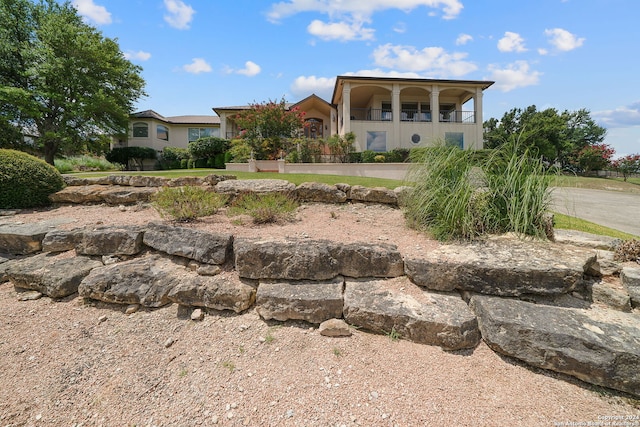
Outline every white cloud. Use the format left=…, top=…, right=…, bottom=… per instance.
left=236, top=61, right=262, bottom=77
left=372, top=43, right=477, bottom=77
left=486, top=60, right=541, bottom=92
left=72, top=0, right=111, bottom=25
left=182, top=58, right=212, bottom=74
left=124, top=51, right=152, bottom=61
left=267, top=0, right=464, bottom=22
left=537, top=48, right=548, bottom=55
left=308, top=19, right=374, bottom=41
left=497, top=31, right=527, bottom=53
left=164, top=0, right=195, bottom=30
left=593, top=102, right=640, bottom=128
left=393, top=22, right=407, bottom=34
left=291, top=76, right=336, bottom=98
left=455, top=33, right=473, bottom=45
left=544, top=28, right=585, bottom=52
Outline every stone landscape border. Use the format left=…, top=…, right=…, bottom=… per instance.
left=0, top=175, right=639, bottom=398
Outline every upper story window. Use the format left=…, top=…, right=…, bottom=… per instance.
left=188, top=127, right=214, bottom=142
left=132, top=122, right=148, bottom=138
left=157, top=125, right=169, bottom=141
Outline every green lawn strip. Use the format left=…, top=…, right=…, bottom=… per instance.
left=552, top=212, right=639, bottom=240
left=67, top=169, right=405, bottom=189
left=551, top=175, right=640, bottom=193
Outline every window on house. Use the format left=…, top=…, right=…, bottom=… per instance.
left=445, top=132, right=464, bottom=149
left=367, top=131, right=387, bottom=152
left=401, top=103, right=418, bottom=121
left=304, top=118, right=324, bottom=139
left=157, top=125, right=169, bottom=141
left=132, top=122, right=148, bottom=138
left=188, top=127, right=215, bottom=142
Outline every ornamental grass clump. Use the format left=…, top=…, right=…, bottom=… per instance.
left=227, top=192, right=298, bottom=224
left=151, top=185, right=227, bottom=221
left=404, top=140, right=552, bottom=241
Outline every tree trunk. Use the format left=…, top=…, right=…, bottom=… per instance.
left=43, top=140, right=58, bottom=166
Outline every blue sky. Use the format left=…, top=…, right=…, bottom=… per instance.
left=71, top=0, right=640, bottom=157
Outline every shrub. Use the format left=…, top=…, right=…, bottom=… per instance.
left=159, top=147, right=190, bottom=170
left=386, top=148, right=411, bottom=163
left=361, top=150, right=377, bottom=163
left=188, top=137, right=229, bottom=160
left=54, top=155, right=120, bottom=173
left=374, top=155, right=386, bottom=163
left=227, top=192, right=298, bottom=224
left=106, top=146, right=156, bottom=170
left=151, top=186, right=228, bottom=221
left=404, top=140, right=552, bottom=241
left=0, top=149, right=65, bottom=209
left=228, top=139, right=252, bottom=163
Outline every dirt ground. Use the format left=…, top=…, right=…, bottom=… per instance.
left=0, top=202, right=638, bottom=426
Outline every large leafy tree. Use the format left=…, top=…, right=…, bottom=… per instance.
left=483, top=105, right=606, bottom=166
left=234, top=98, right=306, bottom=159
left=0, top=0, right=146, bottom=164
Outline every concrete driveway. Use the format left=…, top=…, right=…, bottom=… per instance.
left=550, top=187, right=640, bottom=236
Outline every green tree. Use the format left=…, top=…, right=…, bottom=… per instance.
left=483, top=105, right=606, bottom=166
left=0, top=0, right=146, bottom=164
left=612, top=154, right=640, bottom=181
left=234, top=98, right=306, bottom=159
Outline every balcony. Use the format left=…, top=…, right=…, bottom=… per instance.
left=349, top=109, right=475, bottom=123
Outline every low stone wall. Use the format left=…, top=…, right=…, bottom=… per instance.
left=2, top=214, right=640, bottom=397
left=225, top=161, right=411, bottom=180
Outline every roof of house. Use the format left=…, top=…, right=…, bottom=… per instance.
left=131, top=110, right=220, bottom=125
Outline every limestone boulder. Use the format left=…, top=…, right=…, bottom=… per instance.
left=128, top=176, right=168, bottom=187
left=204, top=174, right=236, bottom=186
left=589, top=281, right=631, bottom=312
left=167, top=273, right=256, bottom=313
left=101, top=186, right=157, bottom=205
left=405, top=238, right=597, bottom=297
left=76, top=226, right=144, bottom=256
left=49, top=185, right=108, bottom=204
left=319, top=319, right=352, bottom=337
left=6, top=253, right=102, bottom=298
left=343, top=278, right=480, bottom=350
left=255, top=276, right=344, bottom=323
left=470, top=295, right=640, bottom=397
left=295, top=182, right=347, bottom=203
left=621, top=267, right=640, bottom=308
left=553, top=230, right=620, bottom=250
left=143, top=223, right=233, bottom=264
left=107, top=175, right=132, bottom=186
left=349, top=185, right=397, bottom=205
left=393, top=186, right=414, bottom=207
left=234, top=238, right=404, bottom=281
left=166, top=177, right=205, bottom=187
left=79, top=255, right=183, bottom=307
left=215, top=179, right=295, bottom=197
left=0, top=219, right=74, bottom=255
left=42, top=228, right=85, bottom=253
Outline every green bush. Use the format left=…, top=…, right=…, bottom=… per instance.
left=227, top=192, right=298, bottom=224
left=228, top=139, right=252, bottom=163
left=151, top=186, right=228, bottom=221
left=54, top=155, right=120, bottom=173
left=404, top=141, right=552, bottom=241
left=0, top=149, right=65, bottom=209
left=374, top=155, right=386, bottom=163
left=159, top=147, right=190, bottom=170
left=180, top=159, right=188, bottom=169
left=188, top=137, right=229, bottom=160
left=361, top=150, right=377, bottom=163
left=106, top=146, right=156, bottom=170
left=194, top=158, right=207, bottom=168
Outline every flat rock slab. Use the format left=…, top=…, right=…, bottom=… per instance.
left=234, top=238, right=404, bottom=280
left=553, top=230, right=619, bottom=250
left=255, top=276, right=344, bottom=323
left=79, top=255, right=185, bottom=307
left=42, top=228, right=86, bottom=253
left=405, top=238, right=597, bottom=297
left=349, top=185, right=398, bottom=205
left=621, top=267, right=640, bottom=308
left=167, top=272, right=256, bottom=313
left=470, top=295, right=640, bottom=397
left=76, top=226, right=144, bottom=256
left=0, top=218, right=75, bottom=255
left=343, top=278, right=480, bottom=350
left=5, top=253, right=102, bottom=298
left=295, top=182, right=347, bottom=203
left=49, top=185, right=157, bottom=205
left=214, top=179, right=295, bottom=196
left=143, top=223, right=233, bottom=265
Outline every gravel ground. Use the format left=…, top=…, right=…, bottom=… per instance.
left=1, top=202, right=638, bottom=426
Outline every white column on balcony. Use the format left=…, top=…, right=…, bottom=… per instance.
left=342, top=82, right=351, bottom=136
left=392, top=83, right=401, bottom=149
left=219, top=112, right=227, bottom=139
left=474, top=87, right=484, bottom=149
left=430, top=85, right=440, bottom=141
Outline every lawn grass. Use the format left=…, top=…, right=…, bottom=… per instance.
left=552, top=212, right=639, bottom=240
left=551, top=174, right=640, bottom=193
left=68, top=169, right=405, bottom=189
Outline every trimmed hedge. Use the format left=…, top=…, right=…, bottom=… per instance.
left=0, top=149, right=65, bottom=209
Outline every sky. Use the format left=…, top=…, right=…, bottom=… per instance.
left=70, top=0, right=640, bottom=158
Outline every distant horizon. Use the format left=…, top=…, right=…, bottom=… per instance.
left=71, top=0, right=640, bottom=158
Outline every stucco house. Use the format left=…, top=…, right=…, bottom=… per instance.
left=122, top=75, right=493, bottom=155
left=113, top=110, right=220, bottom=151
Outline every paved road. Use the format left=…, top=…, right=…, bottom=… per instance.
left=551, top=187, right=640, bottom=236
